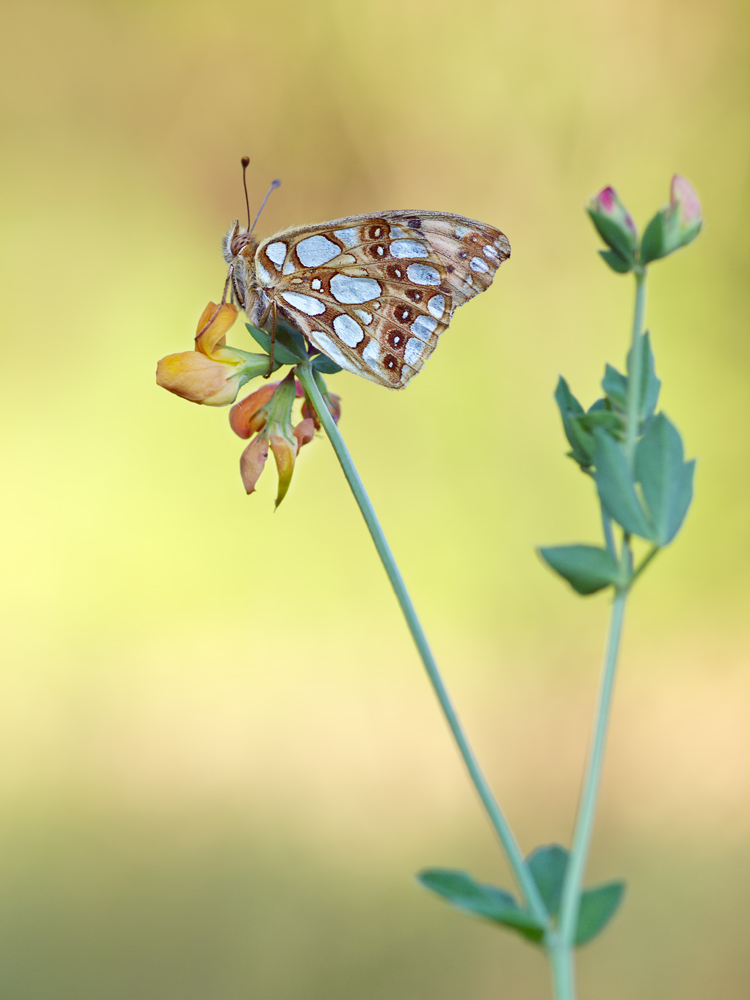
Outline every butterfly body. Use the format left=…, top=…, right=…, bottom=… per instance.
left=223, top=210, right=510, bottom=389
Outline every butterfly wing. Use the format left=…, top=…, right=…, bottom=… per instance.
left=253, top=211, right=510, bottom=389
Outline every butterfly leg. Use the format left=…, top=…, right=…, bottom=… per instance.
left=265, top=301, right=277, bottom=378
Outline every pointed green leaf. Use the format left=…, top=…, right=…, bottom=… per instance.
left=575, top=880, right=626, bottom=946
left=311, top=353, right=343, bottom=374
left=566, top=418, right=596, bottom=467
left=593, top=429, right=654, bottom=539
left=599, top=249, right=632, bottom=273
left=417, top=869, right=545, bottom=941
left=526, top=845, right=568, bottom=917
left=274, top=318, right=308, bottom=353
left=539, top=545, right=622, bottom=595
left=635, top=414, right=695, bottom=545
left=244, top=324, right=303, bottom=366
left=587, top=209, right=636, bottom=265
left=601, top=365, right=628, bottom=411
left=626, top=332, right=661, bottom=426
left=640, top=211, right=667, bottom=264
left=587, top=398, right=609, bottom=413
left=274, top=326, right=309, bottom=361
left=579, top=408, right=624, bottom=440
left=555, top=377, right=592, bottom=467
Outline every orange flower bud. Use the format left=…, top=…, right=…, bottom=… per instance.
left=229, top=383, right=280, bottom=438
left=157, top=301, right=277, bottom=406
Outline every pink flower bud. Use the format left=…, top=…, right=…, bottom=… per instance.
left=670, top=174, right=702, bottom=230
left=587, top=186, right=637, bottom=269
left=642, top=175, right=703, bottom=263
left=592, top=187, right=637, bottom=236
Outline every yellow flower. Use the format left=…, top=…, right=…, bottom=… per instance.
left=156, top=302, right=276, bottom=406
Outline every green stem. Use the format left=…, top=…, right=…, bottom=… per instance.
left=296, top=362, right=548, bottom=928
left=556, top=267, right=647, bottom=966
left=549, top=935, right=576, bottom=1000
left=556, top=590, right=627, bottom=948
left=632, top=545, right=659, bottom=584
left=601, top=510, right=616, bottom=559
left=624, top=269, right=647, bottom=467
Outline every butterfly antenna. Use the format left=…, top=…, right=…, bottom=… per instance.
left=240, top=156, right=252, bottom=230
left=249, top=178, right=281, bottom=234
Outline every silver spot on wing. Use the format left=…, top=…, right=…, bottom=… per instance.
left=406, top=263, right=440, bottom=286
left=390, top=239, right=429, bottom=259
left=330, top=274, right=382, bottom=304
left=297, top=235, right=341, bottom=268
left=427, top=294, right=445, bottom=319
left=266, top=241, right=287, bottom=269
left=280, top=291, right=326, bottom=316
left=333, top=314, right=364, bottom=347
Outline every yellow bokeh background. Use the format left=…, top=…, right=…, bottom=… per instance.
left=1, top=0, right=749, bottom=996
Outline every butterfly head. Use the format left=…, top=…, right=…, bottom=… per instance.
left=223, top=220, right=258, bottom=264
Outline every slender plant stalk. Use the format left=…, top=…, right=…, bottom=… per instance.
left=554, top=590, right=627, bottom=945
left=295, top=362, right=549, bottom=927
left=553, top=267, right=649, bottom=994
left=624, top=270, right=647, bottom=466
left=549, top=935, right=576, bottom=1000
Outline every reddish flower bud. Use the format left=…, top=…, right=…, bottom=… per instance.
left=592, top=187, right=637, bottom=237
left=293, top=417, right=316, bottom=450
left=230, top=372, right=305, bottom=506
left=587, top=186, right=638, bottom=271
left=229, top=383, right=281, bottom=438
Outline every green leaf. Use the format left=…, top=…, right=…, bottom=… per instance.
left=575, top=881, right=626, bottom=946
left=635, top=414, right=695, bottom=545
left=626, top=332, right=661, bottom=428
left=526, top=845, right=568, bottom=917
left=275, top=327, right=309, bottom=361
left=593, top=429, right=654, bottom=540
left=311, top=353, right=343, bottom=374
left=599, top=249, right=632, bottom=273
left=245, top=324, right=303, bottom=366
left=416, top=869, right=545, bottom=942
left=539, top=545, right=622, bottom=595
left=601, top=365, right=628, bottom=411
left=578, top=408, right=624, bottom=440
left=640, top=211, right=667, bottom=264
left=587, top=209, right=636, bottom=265
left=554, top=377, right=592, bottom=467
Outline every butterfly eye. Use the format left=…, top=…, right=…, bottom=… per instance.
left=384, top=354, right=398, bottom=371
left=405, top=288, right=423, bottom=303
left=387, top=330, right=404, bottom=350
left=367, top=244, right=387, bottom=259
left=395, top=305, right=414, bottom=323
left=230, top=232, right=255, bottom=256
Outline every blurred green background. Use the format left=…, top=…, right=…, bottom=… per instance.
left=1, top=0, right=749, bottom=996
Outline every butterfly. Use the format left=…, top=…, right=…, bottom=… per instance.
left=222, top=207, right=510, bottom=389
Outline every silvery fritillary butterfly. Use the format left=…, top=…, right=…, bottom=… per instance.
left=222, top=206, right=510, bottom=389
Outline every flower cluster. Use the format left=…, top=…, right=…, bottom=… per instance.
left=229, top=372, right=339, bottom=505
left=156, top=302, right=340, bottom=505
